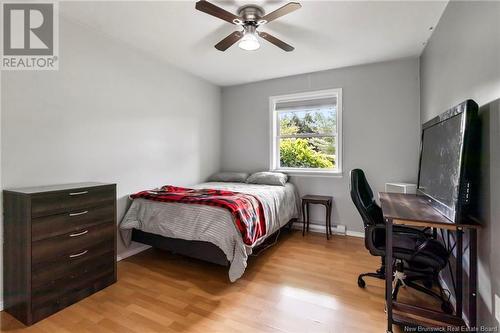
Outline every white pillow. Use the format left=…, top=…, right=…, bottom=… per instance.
left=246, top=172, right=288, bottom=186
left=207, top=172, right=249, bottom=183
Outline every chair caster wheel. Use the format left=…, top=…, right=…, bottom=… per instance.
left=358, top=277, right=366, bottom=288
left=441, top=301, right=453, bottom=314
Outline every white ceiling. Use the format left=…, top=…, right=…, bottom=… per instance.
left=60, top=1, right=448, bottom=86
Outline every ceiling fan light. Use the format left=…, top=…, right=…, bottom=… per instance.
left=238, top=32, right=260, bottom=51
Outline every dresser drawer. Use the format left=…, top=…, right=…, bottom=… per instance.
left=31, top=185, right=115, bottom=218
left=32, top=243, right=115, bottom=288
left=32, top=204, right=114, bottom=242
left=32, top=222, right=115, bottom=265
left=32, top=253, right=115, bottom=307
left=31, top=271, right=115, bottom=324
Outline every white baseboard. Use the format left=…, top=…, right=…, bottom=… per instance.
left=292, top=221, right=364, bottom=238
left=346, top=230, right=365, bottom=238
left=117, top=243, right=151, bottom=262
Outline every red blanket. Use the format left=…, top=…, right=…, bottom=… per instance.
left=130, top=186, right=266, bottom=246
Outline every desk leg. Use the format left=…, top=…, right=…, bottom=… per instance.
left=456, top=228, right=463, bottom=317
left=385, top=218, right=393, bottom=333
left=469, top=228, right=478, bottom=326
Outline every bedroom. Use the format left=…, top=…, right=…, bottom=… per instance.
left=0, top=0, right=499, bottom=332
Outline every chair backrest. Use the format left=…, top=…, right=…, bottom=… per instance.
left=349, top=169, right=384, bottom=228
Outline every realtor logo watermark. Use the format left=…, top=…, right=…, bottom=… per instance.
left=1, top=2, right=59, bottom=70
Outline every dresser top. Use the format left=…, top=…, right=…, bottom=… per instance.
left=4, top=182, right=114, bottom=194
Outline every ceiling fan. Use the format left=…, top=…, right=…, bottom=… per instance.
left=195, top=1, right=301, bottom=52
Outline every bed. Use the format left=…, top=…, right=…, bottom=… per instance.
left=120, top=181, right=300, bottom=281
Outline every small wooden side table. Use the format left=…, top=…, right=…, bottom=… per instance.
left=301, top=195, right=333, bottom=240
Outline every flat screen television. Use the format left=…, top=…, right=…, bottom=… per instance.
left=417, top=99, right=480, bottom=224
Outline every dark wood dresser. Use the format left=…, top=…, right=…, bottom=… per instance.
left=3, top=182, right=117, bottom=325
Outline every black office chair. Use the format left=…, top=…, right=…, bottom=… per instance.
left=350, top=169, right=453, bottom=313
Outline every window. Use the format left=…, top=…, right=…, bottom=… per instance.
left=270, top=88, right=342, bottom=175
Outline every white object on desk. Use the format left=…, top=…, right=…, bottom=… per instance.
left=385, top=182, right=417, bottom=194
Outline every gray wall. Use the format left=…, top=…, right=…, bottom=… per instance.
left=0, top=15, right=221, bottom=305
left=419, top=0, right=500, bottom=326
left=221, top=58, right=421, bottom=233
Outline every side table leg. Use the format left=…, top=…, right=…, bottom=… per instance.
left=306, top=203, right=310, bottom=232
left=328, top=202, right=333, bottom=236
left=302, top=202, right=306, bottom=236
left=325, top=203, right=330, bottom=240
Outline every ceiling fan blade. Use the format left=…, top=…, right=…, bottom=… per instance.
left=260, top=2, right=301, bottom=23
left=195, top=1, right=241, bottom=25
left=215, top=31, right=244, bottom=51
left=257, top=31, right=294, bottom=52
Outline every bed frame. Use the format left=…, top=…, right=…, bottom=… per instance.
left=131, top=218, right=296, bottom=266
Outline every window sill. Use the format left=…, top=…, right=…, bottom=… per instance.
left=272, top=169, right=344, bottom=178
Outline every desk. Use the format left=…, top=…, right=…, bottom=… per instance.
left=379, top=192, right=480, bottom=332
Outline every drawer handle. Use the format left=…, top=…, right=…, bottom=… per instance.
left=69, top=191, right=88, bottom=196
left=69, top=250, right=88, bottom=259
left=69, top=230, right=88, bottom=237
left=69, top=210, right=88, bottom=217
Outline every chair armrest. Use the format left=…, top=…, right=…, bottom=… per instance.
left=365, top=224, right=386, bottom=255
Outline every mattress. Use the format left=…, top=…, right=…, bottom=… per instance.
left=120, top=182, right=300, bottom=281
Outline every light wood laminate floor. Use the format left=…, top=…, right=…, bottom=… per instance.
left=1, top=230, right=440, bottom=332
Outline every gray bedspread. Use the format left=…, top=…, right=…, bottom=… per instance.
left=120, top=182, right=300, bottom=282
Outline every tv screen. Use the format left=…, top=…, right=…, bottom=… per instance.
left=417, top=100, right=479, bottom=223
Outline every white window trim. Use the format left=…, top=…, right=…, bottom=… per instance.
left=269, top=88, right=343, bottom=177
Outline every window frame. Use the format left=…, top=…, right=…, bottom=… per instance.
left=269, top=88, right=343, bottom=177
